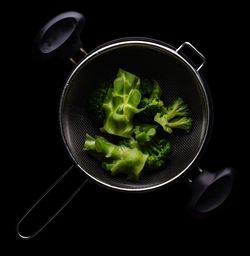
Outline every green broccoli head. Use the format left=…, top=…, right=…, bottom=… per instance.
left=102, top=147, right=148, bottom=180
left=119, top=123, right=157, bottom=149
left=101, top=69, right=142, bottom=138
left=154, top=98, right=192, bottom=134
left=144, top=139, right=171, bottom=170
left=122, top=137, right=171, bottom=170
left=88, top=82, right=112, bottom=124
left=133, top=123, right=158, bottom=143
left=83, top=134, right=148, bottom=180
left=119, top=125, right=171, bottom=170
left=137, top=80, right=164, bottom=122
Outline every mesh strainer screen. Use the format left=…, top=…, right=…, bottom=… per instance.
left=60, top=42, right=210, bottom=191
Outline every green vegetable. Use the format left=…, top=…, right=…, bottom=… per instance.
left=83, top=69, right=192, bottom=180
left=84, top=134, right=97, bottom=151
left=120, top=124, right=171, bottom=170
left=83, top=134, right=148, bottom=180
left=133, top=123, right=158, bottom=143
left=137, top=80, right=164, bottom=122
left=154, top=97, right=192, bottom=133
left=143, top=139, right=171, bottom=170
left=101, top=69, right=142, bottom=138
left=88, top=82, right=112, bottom=124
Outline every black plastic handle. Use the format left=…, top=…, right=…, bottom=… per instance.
left=33, top=11, right=85, bottom=61
left=188, top=167, right=234, bottom=214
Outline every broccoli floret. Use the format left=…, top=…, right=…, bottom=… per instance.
left=120, top=136, right=171, bottom=170
left=143, top=139, right=171, bottom=170
left=120, top=124, right=171, bottom=170
left=119, top=136, right=138, bottom=149
left=88, top=82, right=112, bottom=124
left=133, top=123, right=158, bottom=143
left=101, top=69, right=142, bottom=138
left=84, top=134, right=97, bottom=151
left=137, top=80, right=164, bottom=122
left=83, top=134, right=148, bottom=180
left=154, top=98, right=192, bottom=134
left=119, top=123, right=157, bottom=148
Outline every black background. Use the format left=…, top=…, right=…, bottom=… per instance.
left=15, top=0, right=248, bottom=250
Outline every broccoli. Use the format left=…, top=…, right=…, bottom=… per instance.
left=121, top=136, right=171, bottom=170
left=154, top=97, right=192, bottom=134
left=101, top=69, right=142, bottom=138
left=88, top=82, right=112, bottom=124
left=143, top=139, right=171, bottom=170
left=119, top=123, right=158, bottom=148
left=133, top=123, right=158, bottom=143
left=83, top=134, right=148, bottom=180
left=83, top=69, right=193, bottom=180
left=120, top=124, right=171, bottom=170
left=84, top=134, right=97, bottom=151
left=137, top=80, right=164, bottom=122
